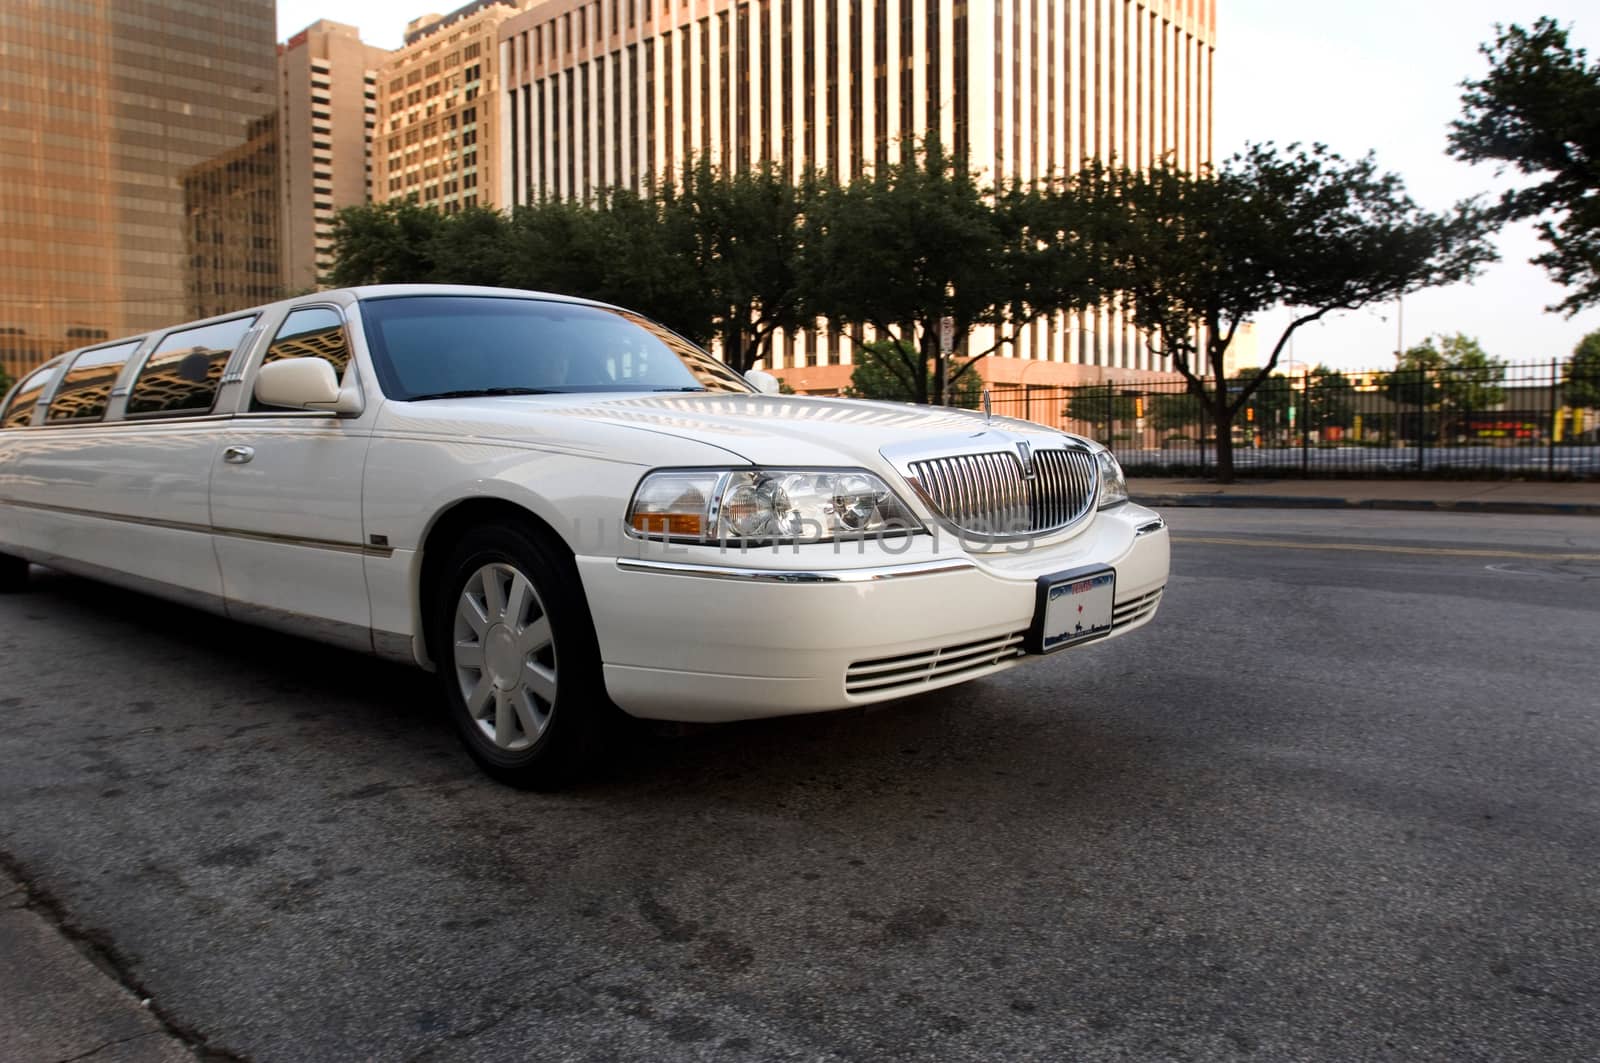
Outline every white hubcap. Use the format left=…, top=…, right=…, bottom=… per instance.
left=453, top=562, right=558, bottom=751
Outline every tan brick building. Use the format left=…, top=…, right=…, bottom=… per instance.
left=372, top=1, right=531, bottom=213
left=278, top=20, right=389, bottom=292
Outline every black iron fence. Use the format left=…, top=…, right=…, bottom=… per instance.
left=973, top=360, right=1600, bottom=480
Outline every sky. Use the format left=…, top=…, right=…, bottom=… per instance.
left=276, top=0, right=1600, bottom=371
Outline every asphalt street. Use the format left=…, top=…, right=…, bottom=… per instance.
left=1, top=510, right=1597, bottom=1061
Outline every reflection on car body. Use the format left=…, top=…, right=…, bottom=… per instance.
left=0, top=285, right=1169, bottom=787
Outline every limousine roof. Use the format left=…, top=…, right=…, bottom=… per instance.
left=343, top=283, right=608, bottom=308
left=17, top=284, right=616, bottom=372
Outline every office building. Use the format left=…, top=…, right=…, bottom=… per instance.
left=497, top=0, right=1217, bottom=391
left=278, top=21, right=389, bottom=292
left=0, top=0, right=281, bottom=379
left=371, top=1, right=530, bottom=214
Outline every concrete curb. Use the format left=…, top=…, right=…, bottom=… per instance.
left=1131, top=494, right=1600, bottom=517
left=0, top=858, right=222, bottom=1062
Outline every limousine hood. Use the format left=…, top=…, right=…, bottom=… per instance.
left=384, top=391, right=1085, bottom=469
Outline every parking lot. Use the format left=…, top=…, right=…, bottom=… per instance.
left=2, top=509, right=1598, bottom=1061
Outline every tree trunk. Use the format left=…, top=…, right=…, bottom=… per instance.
left=1212, top=397, right=1236, bottom=483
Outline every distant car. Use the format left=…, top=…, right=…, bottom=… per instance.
left=0, top=286, right=1169, bottom=787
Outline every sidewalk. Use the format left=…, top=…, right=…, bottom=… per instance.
left=0, top=865, right=195, bottom=1062
left=1128, top=477, right=1600, bottom=516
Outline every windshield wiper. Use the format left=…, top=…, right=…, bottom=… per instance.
left=650, top=386, right=709, bottom=392
left=406, top=387, right=560, bottom=401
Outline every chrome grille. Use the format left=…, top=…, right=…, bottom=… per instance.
left=1112, top=587, right=1165, bottom=630
left=846, top=631, right=1027, bottom=697
left=908, top=448, right=1098, bottom=536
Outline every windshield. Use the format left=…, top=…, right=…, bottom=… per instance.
left=358, top=295, right=753, bottom=400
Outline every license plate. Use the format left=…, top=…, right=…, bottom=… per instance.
left=1027, top=567, right=1116, bottom=654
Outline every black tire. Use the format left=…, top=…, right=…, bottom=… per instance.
left=431, top=522, right=612, bottom=789
left=0, top=552, right=28, bottom=594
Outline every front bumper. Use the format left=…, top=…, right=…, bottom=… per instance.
left=578, top=503, right=1170, bottom=722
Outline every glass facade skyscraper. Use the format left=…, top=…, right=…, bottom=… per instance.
left=0, top=0, right=281, bottom=380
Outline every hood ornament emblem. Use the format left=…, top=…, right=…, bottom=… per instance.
left=1016, top=440, right=1035, bottom=479
left=982, top=388, right=992, bottom=424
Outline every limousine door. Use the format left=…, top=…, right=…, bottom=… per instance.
left=207, top=306, right=375, bottom=653
left=4, top=320, right=254, bottom=610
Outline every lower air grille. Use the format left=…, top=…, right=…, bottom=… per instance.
left=845, top=631, right=1027, bottom=697
left=1113, top=587, right=1164, bottom=629
left=907, top=448, right=1098, bottom=537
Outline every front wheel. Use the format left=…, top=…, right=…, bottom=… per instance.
left=433, top=524, right=611, bottom=789
left=0, top=552, right=28, bottom=593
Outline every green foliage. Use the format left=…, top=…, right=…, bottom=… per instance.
left=1387, top=333, right=1508, bottom=413
left=672, top=160, right=807, bottom=371
left=428, top=205, right=512, bottom=287
left=1148, top=391, right=1204, bottom=433
left=1450, top=18, right=1600, bottom=314
left=0, top=366, right=13, bottom=397
left=1064, top=389, right=1138, bottom=433
left=845, top=338, right=981, bottom=405
left=1235, top=371, right=1291, bottom=426
left=1563, top=330, right=1600, bottom=409
left=327, top=201, right=445, bottom=287
left=1104, top=142, right=1497, bottom=479
left=1305, top=365, right=1356, bottom=430
left=1385, top=334, right=1507, bottom=441
left=328, top=163, right=804, bottom=365
left=800, top=141, right=1114, bottom=404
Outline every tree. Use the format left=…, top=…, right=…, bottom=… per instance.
left=1385, top=334, right=1507, bottom=441
left=0, top=366, right=12, bottom=398
left=846, top=338, right=982, bottom=405
left=1234, top=371, right=1292, bottom=438
left=1104, top=144, right=1496, bottom=481
left=426, top=205, right=511, bottom=287
left=1450, top=18, right=1600, bottom=314
left=327, top=201, right=445, bottom=286
left=800, top=141, right=1114, bottom=405
left=1565, top=330, right=1600, bottom=410
left=1305, top=365, right=1356, bottom=433
left=1064, top=388, right=1138, bottom=440
left=1149, top=391, right=1205, bottom=435
left=672, top=159, right=807, bottom=372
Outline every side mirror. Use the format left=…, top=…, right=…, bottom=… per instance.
left=254, top=358, right=363, bottom=415
left=745, top=369, right=782, bottom=395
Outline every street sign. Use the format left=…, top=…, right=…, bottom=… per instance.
left=939, top=316, right=955, bottom=354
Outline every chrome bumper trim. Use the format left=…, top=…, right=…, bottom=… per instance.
left=1135, top=517, right=1167, bottom=537
left=615, top=557, right=977, bottom=583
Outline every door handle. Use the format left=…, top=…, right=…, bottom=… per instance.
left=223, top=446, right=255, bottom=465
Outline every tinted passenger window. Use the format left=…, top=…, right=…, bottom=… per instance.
left=125, top=317, right=254, bottom=416
left=2, top=365, right=60, bottom=429
left=251, top=308, right=351, bottom=412
left=46, top=340, right=142, bottom=423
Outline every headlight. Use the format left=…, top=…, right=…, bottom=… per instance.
left=1096, top=449, right=1128, bottom=508
left=628, top=468, right=922, bottom=543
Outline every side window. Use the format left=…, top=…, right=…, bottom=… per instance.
left=1, top=365, right=61, bottom=429
left=46, top=340, right=142, bottom=423
left=125, top=317, right=254, bottom=417
left=251, top=307, right=352, bottom=412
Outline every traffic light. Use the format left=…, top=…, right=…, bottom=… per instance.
left=1246, top=406, right=1255, bottom=422
left=1134, top=397, right=1145, bottom=418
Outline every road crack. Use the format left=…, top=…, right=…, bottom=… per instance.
left=405, top=959, right=631, bottom=1060
left=55, top=1030, right=165, bottom=1063
left=0, top=849, right=249, bottom=1062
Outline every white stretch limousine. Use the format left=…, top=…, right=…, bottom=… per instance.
left=0, top=286, right=1169, bottom=786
